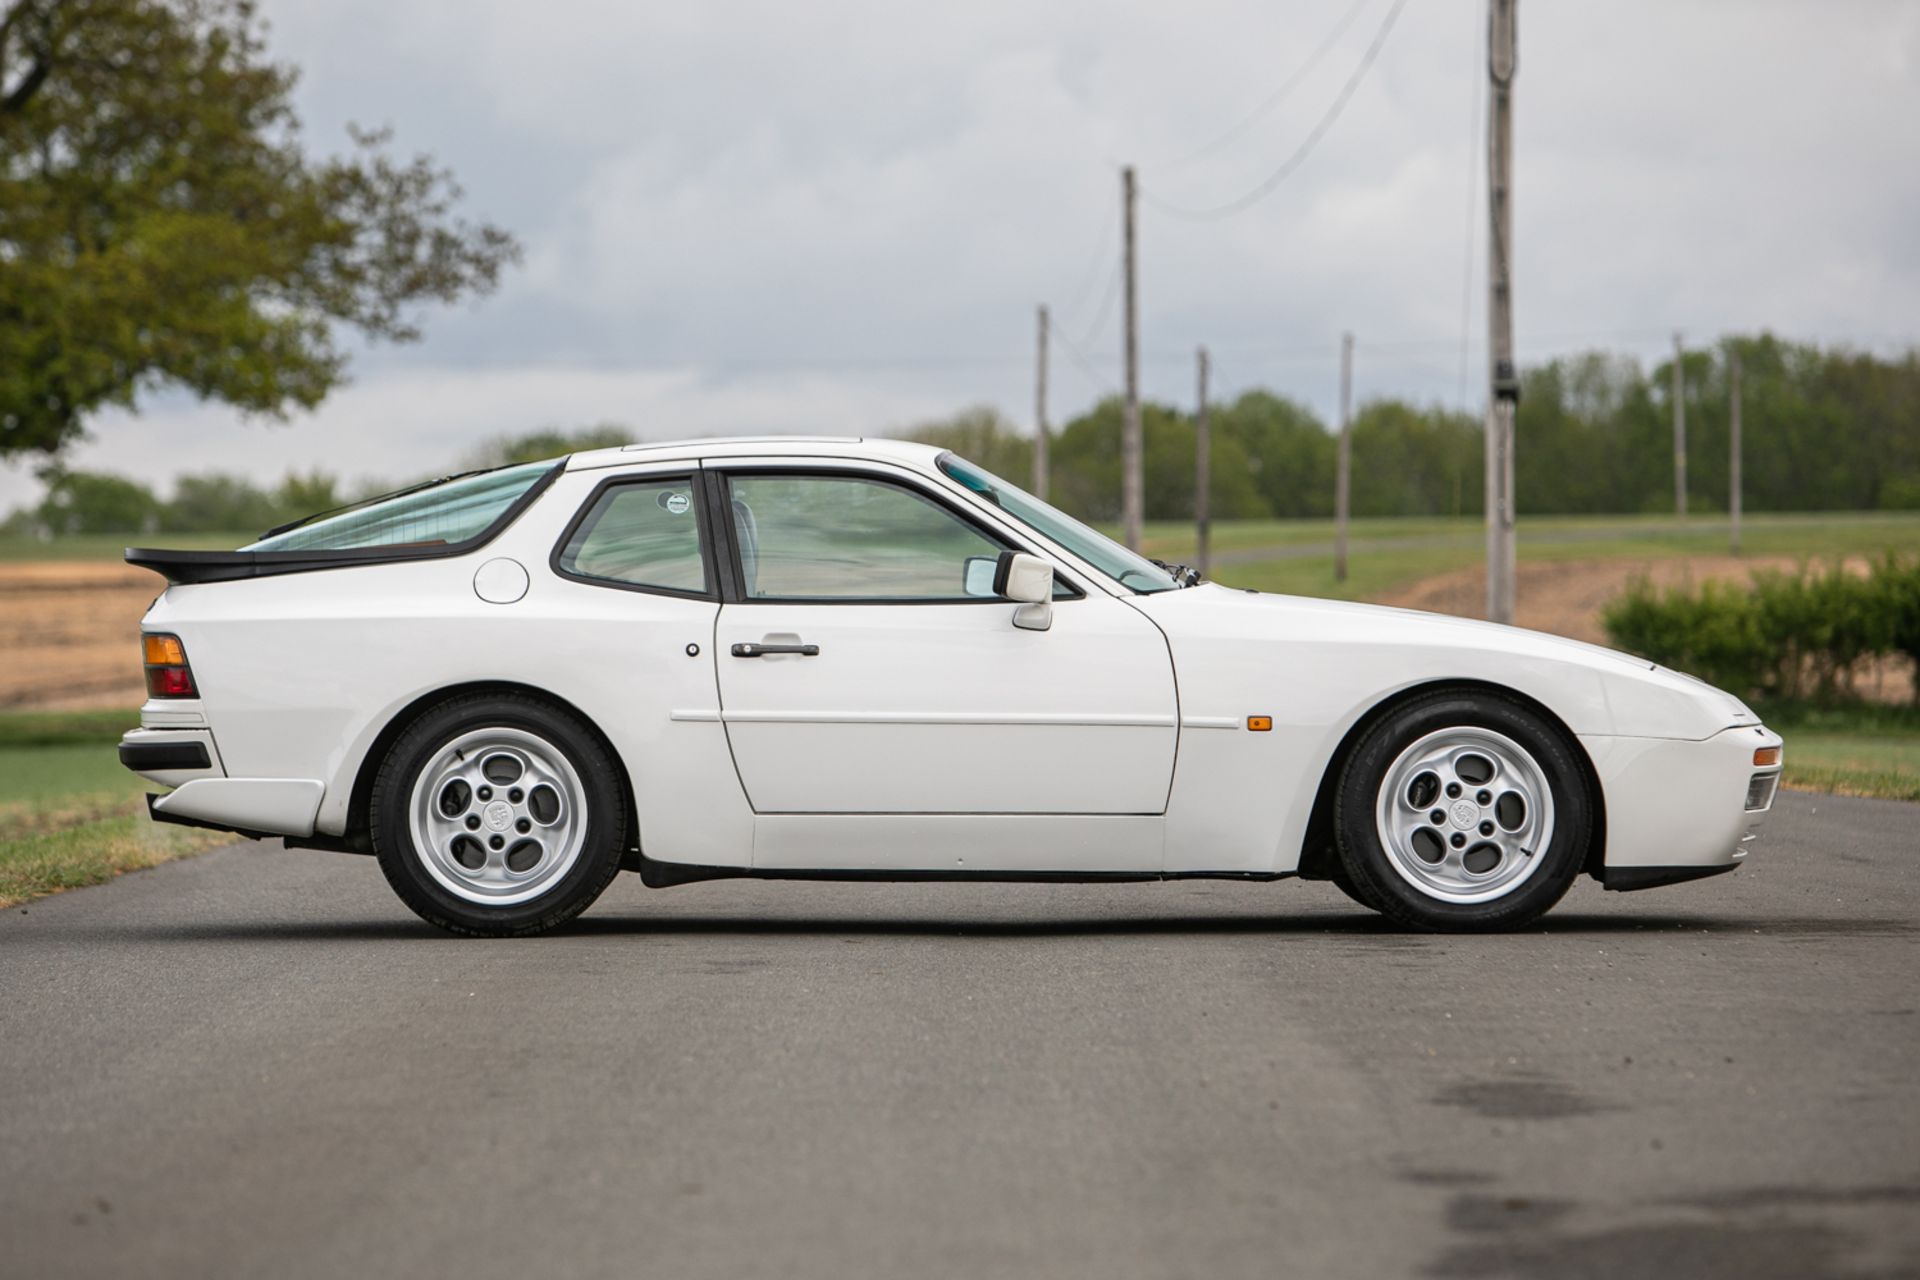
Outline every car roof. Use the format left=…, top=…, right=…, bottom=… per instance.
left=565, top=435, right=950, bottom=471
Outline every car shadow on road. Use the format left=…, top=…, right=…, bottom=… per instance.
left=41, top=910, right=1915, bottom=945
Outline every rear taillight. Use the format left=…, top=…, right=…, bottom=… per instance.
left=142, top=633, right=198, bottom=698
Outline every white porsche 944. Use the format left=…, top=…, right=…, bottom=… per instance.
left=120, top=437, right=1783, bottom=936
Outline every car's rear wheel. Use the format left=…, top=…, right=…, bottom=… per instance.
left=1334, top=688, right=1590, bottom=932
left=1326, top=859, right=1384, bottom=914
left=370, top=693, right=626, bottom=937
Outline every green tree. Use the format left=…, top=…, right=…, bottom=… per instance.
left=1047, top=398, right=1269, bottom=523
left=462, top=425, right=634, bottom=469
left=164, top=471, right=276, bottom=532
left=905, top=406, right=1032, bottom=487
left=34, top=467, right=159, bottom=533
left=272, top=468, right=340, bottom=523
left=1216, top=391, right=1335, bottom=519
left=1347, top=400, right=1483, bottom=518
left=0, top=0, right=520, bottom=459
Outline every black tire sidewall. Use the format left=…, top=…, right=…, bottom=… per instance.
left=371, top=694, right=625, bottom=936
left=1335, top=689, right=1590, bottom=931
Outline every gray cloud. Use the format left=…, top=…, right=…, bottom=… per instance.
left=6, top=0, right=1916, bottom=510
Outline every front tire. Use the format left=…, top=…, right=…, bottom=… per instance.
left=370, top=693, right=627, bottom=937
left=1334, top=688, right=1591, bottom=932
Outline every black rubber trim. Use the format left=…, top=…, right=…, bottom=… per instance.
left=126, top=461, right=564, bottom=585
left=144, top=793, right=274, bottom=842
left=119, top=740, right=211, bottom=772
left=636, top=856, right=1292, bottom=888
left=1601, top=862, right=1742, bottom=892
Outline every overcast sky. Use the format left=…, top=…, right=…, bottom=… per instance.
left=5, top=0, right=1917, bottom=509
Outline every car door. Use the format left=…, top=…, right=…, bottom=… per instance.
left=709, top=461, right=1179, bottom=821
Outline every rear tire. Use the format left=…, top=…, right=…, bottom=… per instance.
left=370, top=693, right=626, bottom=937
left=1327, top=859, right=1384, bottom=914
left=1334, top=687, right=1590, bottom=932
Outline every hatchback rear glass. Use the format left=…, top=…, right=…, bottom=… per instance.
left=242, top=461, right=558, bottom=553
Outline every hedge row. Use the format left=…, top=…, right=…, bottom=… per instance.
left=1601, top=556, right=1920, bottom=704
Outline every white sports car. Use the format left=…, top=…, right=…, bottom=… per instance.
left=120, top=437, right=1783, bottom=936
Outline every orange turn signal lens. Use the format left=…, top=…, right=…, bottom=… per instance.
left=1753, top=746, right=1781, bottom=767
left=1247, top=715, right=1273, bottom=732
left=143, top=633, right=186, bottom=666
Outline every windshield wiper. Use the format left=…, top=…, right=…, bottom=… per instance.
left=1150, top=558, right=1202, bottom=588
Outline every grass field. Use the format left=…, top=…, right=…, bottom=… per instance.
left=1141, top=510, right=1920, bottom=601
left=0, top=712, right=226, bottom=907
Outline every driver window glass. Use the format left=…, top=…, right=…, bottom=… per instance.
left=558, top=478, right=708, bottom=594
left=728, top=474, right=1006, bottom=601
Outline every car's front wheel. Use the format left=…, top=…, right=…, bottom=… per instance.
left=370, top=693, right=627, bottom=937
left=1334, top=688, right=1591, bottom=931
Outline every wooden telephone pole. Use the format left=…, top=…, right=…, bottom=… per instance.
left=1034, top=305, right=1050, bottom=500
left=1335, top=332, right=1354, bottom=583
left=1121, top=165, right=1143, bottom=550
left=1729, top=348, right=1743, bottom=555
left=1673, top=333, right=1688, bottom=518
left=1484, top=0, right=1518, bottom=624
left=1195, top=346, right=1211, bottom=577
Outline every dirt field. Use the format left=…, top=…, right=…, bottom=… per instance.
left=1, top=562, right=159, bottom=711
left=4, top=551, right=1912, bottom=711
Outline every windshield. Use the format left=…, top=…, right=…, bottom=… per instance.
left=937, top=454, right=1180, bottom=594
left=243, top=461, right=558, bottom=552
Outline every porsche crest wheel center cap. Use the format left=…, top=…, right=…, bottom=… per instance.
left=1449, top=799, right=1479, bottom=830
left=483, top=800, right=514, bottom=832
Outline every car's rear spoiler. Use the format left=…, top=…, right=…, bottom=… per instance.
left=125, top=546, right=443, bottom=585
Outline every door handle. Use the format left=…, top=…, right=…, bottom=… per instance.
left=731, top=642, right=820, bottom=658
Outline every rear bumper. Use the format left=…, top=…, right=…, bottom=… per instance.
left=122, top=723, right=324, bottom=838
left=1583, top=723, right=1785, bottom=883
left=119, top=740, right=210, bottom=772
left=146, top=778, right=325, bottom=838
left=119, top=726, right=224, bottom=789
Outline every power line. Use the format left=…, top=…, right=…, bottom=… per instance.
left=1153, top=0, right=1377, bottom=174
left=1072, top=261, right=1122, bottom=349
left=1051, top=323, right=1122, bottom=398
left=1141, top=0, right=1411, bottom=222
left=1056, top=199, right=1118, bottom=334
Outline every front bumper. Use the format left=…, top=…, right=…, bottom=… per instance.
left=1582, top=722, right=1785, bottom=889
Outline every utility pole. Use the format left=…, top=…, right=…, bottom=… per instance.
left=1729, top=348, right=1743, bottom=555
left=1195, top=346, right=1211, bottom=578
left=1335, top=332, right=1354, bottom=583
left=1121, top=164, right=1143, bottom=550
left=1673, top=332, right=1688, bottom=518
left=1484, top=0, right=1518, bottom=624
left=1034, top=305, right=1050, bottom=500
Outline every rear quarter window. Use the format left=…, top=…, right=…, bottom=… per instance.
left=555, top=478, right=709, bottom=595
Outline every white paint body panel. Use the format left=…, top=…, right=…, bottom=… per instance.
left=152, top=778, right=323, bottom=835
left=714, top=596, right=1176, bottom=815
left=1583, top=725, right=1784, bottom=870
left=124, top=437, right=1779, bottom=885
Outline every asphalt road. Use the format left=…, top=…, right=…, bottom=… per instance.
left=3, top=790, right=1916, bottom=1280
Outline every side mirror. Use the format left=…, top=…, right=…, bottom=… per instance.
left=993, top=550, right=1053, bottom=631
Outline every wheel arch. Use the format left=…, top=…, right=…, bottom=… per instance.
left=1295, top=678, right=1607, bottom=882
left=342, top=681, right=640, bottom=861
